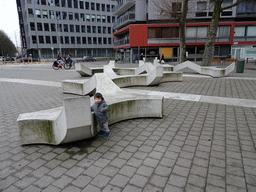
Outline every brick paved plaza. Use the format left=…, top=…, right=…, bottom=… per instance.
left=0, top=62, right=256, bottom=192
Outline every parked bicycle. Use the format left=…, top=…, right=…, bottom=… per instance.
left=52, top=59, right=71, bottom=70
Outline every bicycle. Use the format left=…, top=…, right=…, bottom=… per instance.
left=66, top=58, right=76, bottom=69
left=52, top=60, right=71, bottom=70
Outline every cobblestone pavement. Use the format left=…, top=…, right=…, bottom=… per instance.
left=0, top=62, right=256, bottom=192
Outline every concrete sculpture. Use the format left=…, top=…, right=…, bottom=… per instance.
left=173, top=60, right=235, bottom=78
left=18, top=73, right=163, bottom=145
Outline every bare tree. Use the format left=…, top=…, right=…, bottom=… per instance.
left=201, top=0, right=243, bottom=66
left=152, top=0, right=189, bottom=63
left=0, top=30, right=17, bottom=57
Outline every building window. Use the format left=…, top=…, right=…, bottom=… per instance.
left=108, top=27, right=111, bottom=34
left=76, top=25, right=80, bottom=32
left=48, top=0, right=53, bottom=6
left=71, top=36, right=75, bottom=44
left=55, top=0, right=60, bottom=6
left=68, top=0, right=72, bottom=8
left=74, top=0, right=78, bottom=8
left=107, top=16, right=111, bottom=23
left=91, top=14, right=95, bottom=22
left=107, top=4, right=110, bottom=12
left=70, top=25, right=74, bottom=32
left=85, top=2, right=89, bottom=10
left=102, top=15, right=106, bottom=23
left=96, top=3, right=100, bottom=11
left=41, top=0, right=46, bottom=5
left=56, top=11, right=61, bottom=20
left=58, top=24, right=62, bottom=32
left=234, top=26, right=245, bottom=37
left=102, top=4, right=105, bottom=11
left=91, top=2, right=95, bottom=10
left=80, top=13, right=85, bottom=21
left=247, top=26, right=256, bottom=36
left=51, top=23, right=56, bottom=31
left=30, top=22, right=35, bottom=31
left=28, top=9, right=34, bottom=17
left=49, top=10, right=55, bottom=19
left=32, top=36, right=37, bottom=44
left=46, top=36, right=51, bottom=44
left=77, top=37, right=81, bottom=44
left=82, top=37, right=86, bottom=44
left=88, top=37, right=92, bottom=44
left=52, top=36, right=57, bottom=44
left=35, top=9, right=41, bottom=18
left=64, top=24, right=68, bottom=32
left=80, top=1, right=84, bottom=9
left=81, top=25, right=85, bottom=33
left=44, top=23, right=49, bottom=31
left=61, top=0, right=65, bottom=7
left=65, top=36, right=69, bottom=44
left=34, top=0, right=39, bottom=5
left=98, top=26, right=101, bottom=33
left=92, top=26, right=96, bottom=33
left=60, top=36, right=64, bottom=44
left=112, top=16, right=115, bottom=23
left=93, top=37, right=97, bottom=44
left=69, top=12, right=73, bottom=20
left=148, top=27, right=179, bottom=38
left=98, top=37, right=102, bottom=44
left=62, top=12, right=67, bottom=20
left=217, top=26, right=230, bottom=37
left=111, top=5, right=115, bottom=12
left=75, top=13, right=79, bottom=21
left=87, top=26, right=91, bottom=33
left=86, top=14, right=90, bottom=21
left=37, top=23, right=43, bottom=31
left=103, top=37, right=107, bottom=44
left=108, top=38, right=112, bottom=44
left=103, top=27, right=106, bottom=34
left=39, top=36, right=44, bottom=44
left=97, top=15, right=101, bottom=22
left=197, top=2, right=207, bottom=11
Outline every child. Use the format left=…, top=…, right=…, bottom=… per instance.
left=91, top=93, right=110, bottom=138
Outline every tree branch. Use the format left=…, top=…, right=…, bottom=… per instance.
left=221, top=0, right=243, bottom=11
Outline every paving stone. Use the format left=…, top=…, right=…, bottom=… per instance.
left=172, top=165, right=190, bottom=177
left=187, top=174, right=206, bottom=188
left=119, top=165, right=136, bottom=177
left=83, top=165, right=102, bottom=177
left=208, top=165, right=225, bottom=177
left=127, top=158, right=143, bottom=168
left=149, top=174, right=168, bottom=188
left=168, top=174, right=187, bottom=188
left=51, top=175, right=73, bottom=189
left=13, top=176, right=37, bottom=189
left=155, top=165, right=172, bottom=177
left=22, top=185, right=41, bottom=192
left=33, top=175, right=55, bottom=189
left=110, top=174, right=130, bottom=188
left=102, top=184, right=121, bottom=192
left=185, top=184, right=204, bottom=192
left=81, top=184, right=101, bottom=192
left=207, top=174, right=225, bottom=188
left=47, top=166, right=67, bottom=178
left=226, top=174, right=246, bottom=189
left=65, top=166, right=84, bottom=178
left=143, top=184, right=163, bottom=192
left=129, top=174, right=149, bottom=188
left=90, top=174, right=111, bottom=188
left=143, top=158, right=159, bottom=168
left=227, top=185, right=247, bottom=192
left=164, top=184, right=183, bottom=192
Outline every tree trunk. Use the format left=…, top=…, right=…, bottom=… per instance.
left=201, top=0, right=222, bottom=66
left=179, top=0, right=188, bottom=63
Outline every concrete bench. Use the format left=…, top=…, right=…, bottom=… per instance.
left=18, top=74, right=163, bottom=145
left=173, top=61, right=235, bottom=78
left=17, top=96, right=96, bottom=145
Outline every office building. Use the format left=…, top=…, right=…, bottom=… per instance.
left=16, top=0, right=117, bottom=59
left=113, top=0, right=256, bottom=63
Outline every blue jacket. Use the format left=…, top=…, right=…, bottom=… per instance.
left=91, top=99, right=109, bottom=123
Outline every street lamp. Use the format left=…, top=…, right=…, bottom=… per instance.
left=51, top=47, right=54, bottom=60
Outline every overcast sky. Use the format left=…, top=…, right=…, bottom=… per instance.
left=0, top=0, right=20, bottom=47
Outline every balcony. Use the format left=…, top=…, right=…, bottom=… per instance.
left=114, top=37, right=130, bottom=47
left=113, top=11, right=135, bottom=29
left=113, top=0, right=135, bottom=16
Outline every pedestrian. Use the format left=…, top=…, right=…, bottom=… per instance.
left=160, top=54, right=165, bottom=64
left=91, top=93, right=110, bottom=138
